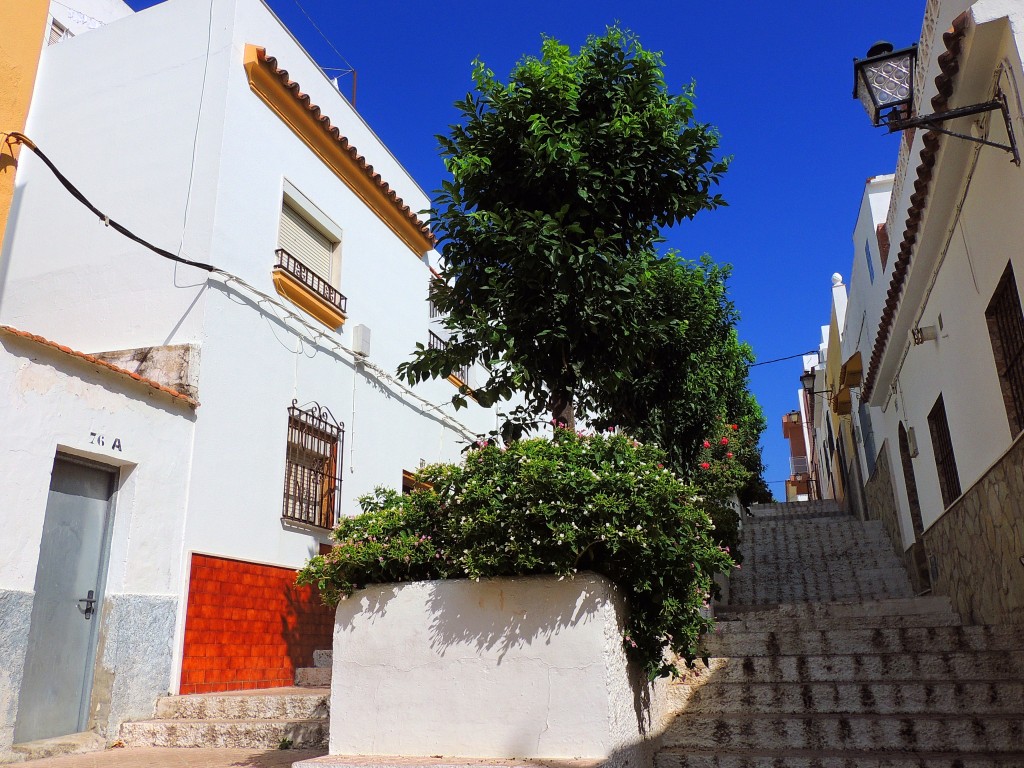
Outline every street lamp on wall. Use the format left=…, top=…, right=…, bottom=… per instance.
left=853, top=41, right=1020, bottom=165
left=800, top=370, right=830, bottom=401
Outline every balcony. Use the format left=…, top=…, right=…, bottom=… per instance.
left=428, top=331, right=470, bottom=386
left=273, top=248, right=348, bottom=330
left=790, top=456, right=809, bottom=476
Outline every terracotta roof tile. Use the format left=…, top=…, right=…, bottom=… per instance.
left=1, top=325, right=198, bottom=408
left=257, top=49, right=436, bottom=248
left=862, top=11, right=970, bottom=400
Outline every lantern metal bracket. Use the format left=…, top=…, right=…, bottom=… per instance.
left=883, top=92, right=1020, bottom=166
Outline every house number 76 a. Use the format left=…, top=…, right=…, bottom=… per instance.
left=89, top=433, right=122, bottom=451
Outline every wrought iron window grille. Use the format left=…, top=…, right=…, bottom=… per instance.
left=282, top=400, right=344, bottom=529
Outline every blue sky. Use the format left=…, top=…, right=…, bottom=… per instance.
left=128, top=0, right=925, bottom=494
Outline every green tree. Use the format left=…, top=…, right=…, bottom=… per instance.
left=596, top=255, right=751, bottom=472
left=399, top=27, right=727, bottom=436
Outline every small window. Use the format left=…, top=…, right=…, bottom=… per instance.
left=927, top=395, right=961, bottom=508
left=47, top=19, right=73, bottom=46
left=282, top=401, right=344, bottom=529
left=985, top=263, right=1024, bottom=436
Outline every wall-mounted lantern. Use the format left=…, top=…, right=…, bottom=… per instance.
left=853, top=41, right=1020, bottom=165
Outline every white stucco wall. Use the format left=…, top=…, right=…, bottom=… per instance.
left=840, top=177, right=893, bottom=505
left=2, top=0, right=509, bottom=703
left=329, top=576, right=656, bottom=764
left=48, top=0, right=133, bottom=39
left=0, top=332, right=194, bottom=596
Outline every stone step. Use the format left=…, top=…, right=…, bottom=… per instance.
left=119, top=717, right=327, bottom=749
left=703, top=625, right=1024, bottom=657
left=714, top=610, right=960, bottom=633
left=313, top=649, right=332, bottom=668
left=661, top=713, right=1024, bottom=752
left=728, top=580, right=914, bottom=605
left=729, top=568, right=913, bottom=592
left=739, top=551, right=904, bottom=570
left=747, top=510, right=852, bottom=522
left=730, top=572, right=914, bottom=594
left=154, top=688, right=329, bottom=720
left=667, top=679, right=1024, bottom=715
left=680, top=650, right=1024, bottom=684
left=655, top=747, right=1024, bottom=768
left=296, top=666, right=332, bottom=687
left=739, top=541, right=895, bottom=560
left=715, top=596, right=955, bottom=621
left=739, top=541, right=895, bottom=559
left=743, top=519, right=882, bottom=532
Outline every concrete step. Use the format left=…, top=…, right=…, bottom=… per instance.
left=118, top=717, right=328, bottom=749
left=661, top=713, right=1024, bottom=752
left=667, top=679, right=1024, bottom=715
left=154, top=687, right=329, bottom=720
left=679, top=650, right=1024, bottom=684
left=703, top=625, right=1024, bottom=657
left=296, top=666, right=332, bottom=687
left=656, top=747, right=1024, bottom=768
left=715, top=597, right=956, bottom=622
left=714, top=611, right=960, bottom=632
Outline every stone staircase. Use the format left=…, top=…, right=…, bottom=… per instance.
left=656, top=499, right=1024, bottom=767
left=118, top=686, right=329, bottom=749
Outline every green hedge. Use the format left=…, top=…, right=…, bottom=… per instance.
left=298, top=428, right=734, bottom=678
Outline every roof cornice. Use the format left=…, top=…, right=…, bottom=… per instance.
left=243, top=44, right=436, bottom=256
left=862, top=12, right=969, bottom=401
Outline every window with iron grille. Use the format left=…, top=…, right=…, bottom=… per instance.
left=927, top=395, right=961, bottom=508
left=985, top=263, right=1024, bottom=437
left=282, top=401, right=344, bottom=529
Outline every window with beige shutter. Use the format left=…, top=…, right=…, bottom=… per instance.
left=272, top=198, right=347, bottom=329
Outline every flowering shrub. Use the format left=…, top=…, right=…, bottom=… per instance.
left=298, top=428, right=733, bottom=679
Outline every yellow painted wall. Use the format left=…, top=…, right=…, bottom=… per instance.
left=0, top=0, right=50, bottom=247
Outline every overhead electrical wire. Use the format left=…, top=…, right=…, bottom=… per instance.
left=750, top=350, right=817, bottom=367
left=2, top=131, right=479, bottom=439
left=4, top=132, right=216, bottom=272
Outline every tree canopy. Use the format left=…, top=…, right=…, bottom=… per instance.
left=398, top=27, right=728, bottom=437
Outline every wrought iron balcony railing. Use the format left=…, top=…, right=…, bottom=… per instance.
left=428, top=331, right=470, bottom=385
left=275, top=248, right=348, bottom=314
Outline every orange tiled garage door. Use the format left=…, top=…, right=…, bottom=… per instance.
left=180, top=553, right=335, bottom=694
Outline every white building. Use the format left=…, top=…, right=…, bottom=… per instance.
left=831, top=0, right=1024, bottom=619
left=0, top=0, right=498, bottom=754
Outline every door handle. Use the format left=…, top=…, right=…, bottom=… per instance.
left=77, top=590, right=97, bottom=620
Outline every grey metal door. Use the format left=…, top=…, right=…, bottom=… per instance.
left=14, top=457, right=115, bottom=744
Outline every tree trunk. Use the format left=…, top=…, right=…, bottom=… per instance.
left=549, top=391, right=576, bottom=432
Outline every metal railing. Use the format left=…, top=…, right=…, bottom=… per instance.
left=275, top=248, right=348, bottom=314
left=428, top=331, right=469, bottom=385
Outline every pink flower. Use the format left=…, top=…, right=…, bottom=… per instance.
left=657, top=463, right=664, bottom=469
left=731, top=424, right=738, bottom=430
left=702, top=440, right=711, bottom=449
left=735, top=564, right=742, bottom=569
left=726, top=452, right=733, bottom=459
left=700, top=462, right=710, bottom=470
left=720, top=437, right=729, bottom=446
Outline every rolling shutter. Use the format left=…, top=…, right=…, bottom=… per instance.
left=279, top=203, right=334, bottom=282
